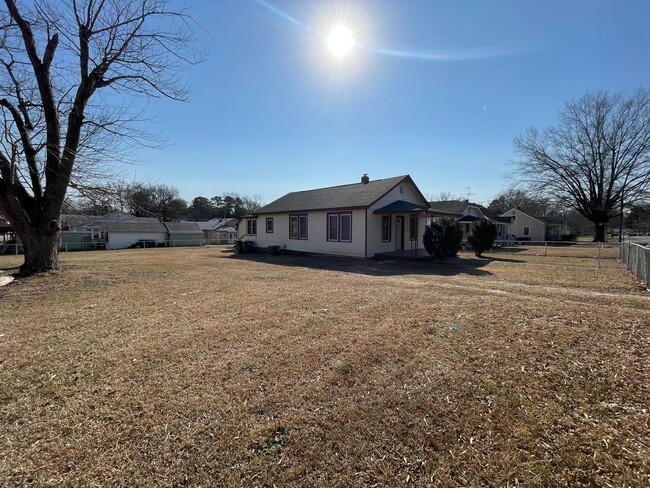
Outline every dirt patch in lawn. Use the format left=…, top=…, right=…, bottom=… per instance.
left=0, top=247, right=648, bottom=487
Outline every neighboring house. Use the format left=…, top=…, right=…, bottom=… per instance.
left=500, top=208, right=566, bottom=241
left=61, top=213, right=110, bottom=248
left=0, top=222, right=13, bottom=242
left=103, top=221, right=167, bottom=249
left=164, top=222, right=204, bottom=246
left=238, top=174, right=432, bottom=258
left=191, top=218, right=239, bottom=244
left=62, top=213, right=167, bottom=249
left=427, top=200, right=511, bottom=241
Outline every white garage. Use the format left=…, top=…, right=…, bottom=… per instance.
left=105, top=221, right=167, bottom=249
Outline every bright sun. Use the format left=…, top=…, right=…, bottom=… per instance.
left=328, top=26, right=354, bottom=57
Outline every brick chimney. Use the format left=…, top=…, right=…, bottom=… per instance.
left=361, top=173, right=369, bottom=184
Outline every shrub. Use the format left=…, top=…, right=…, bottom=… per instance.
left=467, top=219, right=498, bottom=257
left=443, top=218, right=463, bottom=256
left=423, top=217, right=463, bottom=259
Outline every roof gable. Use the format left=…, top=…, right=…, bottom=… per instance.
left=256, top=175, right=417, bottom=214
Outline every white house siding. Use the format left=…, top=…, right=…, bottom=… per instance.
left=242, top=210, right=367, bottom=257
left=107, top=231, right=166, bottom=249
left=366, top=181, right=428, bottom=256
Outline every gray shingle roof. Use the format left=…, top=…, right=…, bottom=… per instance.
left=427, top=200, right=471, bottom=215
left=61, top=213, right=161, bottom=228
left=164, top=222, right=203, bottom=234
left=256, top=176, right=414, bottom=214
left=186, top=218, right=237, bottom=231
left=104, top=221, right=166, bottom=233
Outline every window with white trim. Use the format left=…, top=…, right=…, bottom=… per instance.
left=266, top=217, right=274, bottom=233
left=523, top=226, right=530, bottom=236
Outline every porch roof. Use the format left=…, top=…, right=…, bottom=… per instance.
left=373, top=200, right=431, bottom=214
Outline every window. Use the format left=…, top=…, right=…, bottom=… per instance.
left=341, top=214, right=351, bottom=241
left=381, top=215, right=391, bottom=242
left=511, top=214, right=517, bottom=222
left=246, top=219, right=257, bottom=236
left=409, top=215, right=418, bottom=241
left=523, top=226, right=530, bottom=236
left=399, top=185, right=404, bottom=194
left=328, top=214, right=338, bottom=241
left=290, top=214, right=308, bottom=239
left=266, top=217, right=274, bottom=233
left=327, top=213, right=352, bottom=242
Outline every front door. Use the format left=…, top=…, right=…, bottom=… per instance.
left=395, top=216, right=404, bottom=250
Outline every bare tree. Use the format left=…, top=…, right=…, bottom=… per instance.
left=487, top=187, right=558, bottom=216
left=240, top=193, right=263, bottom=214
left=0, top=0, right=202, bottom=273
left=426, top=191, right=462, bottom=202
left=513, top=89, right=650, bottom=241
left=124, top=183, right=186, bottom=221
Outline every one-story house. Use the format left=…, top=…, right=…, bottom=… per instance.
left=191, top=218, right=239, bottom=244
left=500, top=208, right=567, bottom=241
left=62, top=213, right=167, bottom=249
left=238, top=174, right=433, bottom=258
left=427, top=200, right=512, bottom=241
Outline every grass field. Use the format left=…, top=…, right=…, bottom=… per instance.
left=1, top=247, right=648, bottom=487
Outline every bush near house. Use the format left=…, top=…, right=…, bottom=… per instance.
left=468, top=218, right=498, bottom=257
left=423, top=217, right=463, bottom=259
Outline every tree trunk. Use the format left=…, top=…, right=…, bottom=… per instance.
left=16, top=220, right=61, bottom=274
left=593, top=222, right=606, bottom=242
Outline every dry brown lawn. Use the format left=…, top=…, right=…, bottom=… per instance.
left=0, top=247, right=648, bottom=487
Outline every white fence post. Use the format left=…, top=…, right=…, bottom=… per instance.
left=597, top=243, right=602, bottom=269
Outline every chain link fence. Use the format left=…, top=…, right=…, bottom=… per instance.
left=619, top=241, right=650, bottom=290
left=491, top=241, right=625, bottom=269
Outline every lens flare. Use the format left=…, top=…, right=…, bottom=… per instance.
left=328, top=26, right=355, bottom=57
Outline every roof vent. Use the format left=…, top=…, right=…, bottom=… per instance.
left=361, top=173, right=369, bottom=184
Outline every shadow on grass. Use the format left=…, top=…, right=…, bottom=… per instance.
left=229, top=252, right=495, bottom=277
left=479, top=255, right=526, bottom=263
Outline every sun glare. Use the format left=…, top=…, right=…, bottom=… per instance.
left=328, top=26, right=355, bottom=57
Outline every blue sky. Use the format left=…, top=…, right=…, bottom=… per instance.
left=134, top=0, right=650, bottom=206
